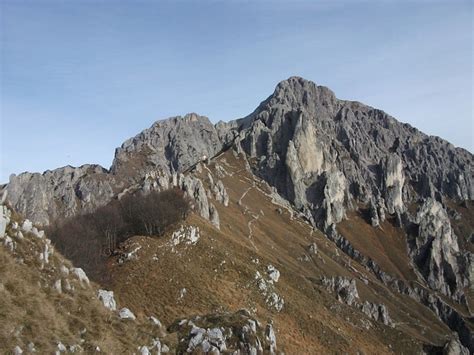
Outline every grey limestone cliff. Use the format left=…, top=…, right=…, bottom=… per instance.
left=2, top=77, right=472, bottom=312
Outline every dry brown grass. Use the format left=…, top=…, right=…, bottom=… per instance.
left=2, top=150, right=462, bottom=353
left=0, top=214, right=168, bottom=354
left=104, top=151, right=452, bottom=353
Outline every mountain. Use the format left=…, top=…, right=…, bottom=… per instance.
left=1, top=77, right=472, bottom=354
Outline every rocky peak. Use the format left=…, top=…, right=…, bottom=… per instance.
left=272, top=76, right=338, bottom=112
left=229, top=78, right=472, bottom=230
left=111, top=113, right=223, bottom=180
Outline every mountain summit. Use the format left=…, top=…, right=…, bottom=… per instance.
left=1, top=77, right=472, bottom=353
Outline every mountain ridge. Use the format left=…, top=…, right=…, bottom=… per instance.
left=1, top=76, right=472, bottom=352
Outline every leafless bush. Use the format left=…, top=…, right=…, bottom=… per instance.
left=48, top=188, right=189, bottom=283
left=120, top=189, right=189, bottom=236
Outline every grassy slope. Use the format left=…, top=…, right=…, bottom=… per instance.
left=0, top=212, right=170, bottom=354
left=108, top=151, right=453, bottom=354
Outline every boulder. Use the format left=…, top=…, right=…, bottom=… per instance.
left=98, top=289, right=117, bottom=311
left=266, top=265, right=280, bottom=283
left=119, top=307, right=136, bottom=320
left=72, top=268, right=90, bottom=285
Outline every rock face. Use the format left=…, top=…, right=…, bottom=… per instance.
left=443, top=336, right=470, bottom=355
left=360, top=301, right=393, bottom=326
left=2, top=76, right=472, bottom=326
left=5, top=77, right=472, bottom=232
left=0, top=205, right=10, bottom=238
left=321, top=276, right=359, bottom=306
left=321, top=276, right=393, bottom=326
left=410, top=198, right=467, bottom=300
left=4, top=165, right=117, bottom=226
left=225, top=76, right=473, bottom=232
left=111, top=113, right=223, bottom=180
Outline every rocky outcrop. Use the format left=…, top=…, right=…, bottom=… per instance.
left=255, top=271, right=284, bottom=312
left=409, top=198, right=467, bottom=300
left=321, top=276, right=359, bottom=306
left=176, top=174, right=221, bottom=228
left=3, top=77, right=472, bottom=317
left=6, top=77, right=472, bottom=234
left=0, top=205, right=10, bottom=238
left=111, top=113, right=223, bottom=180
left=360, top=301, right=393, bottom=326
left=383, top=155, right=405, bottom=215
left=321, top=276, right=393, bottom=326
left=98, top=290, right=117, bottom=311
left=4, top=165, right=118, bottom=226
left=443, top=336, right=470, bottom=355
left=169, top=310, right=277, bottom=354
left=118, top=307, right=136, bottom=320
left=212, top=179, right=229, bottom=207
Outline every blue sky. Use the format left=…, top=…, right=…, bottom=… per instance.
left=1, top=0, right=472, bottom=183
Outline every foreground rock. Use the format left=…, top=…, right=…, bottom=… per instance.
left=168, top=310, right=277, bottom=354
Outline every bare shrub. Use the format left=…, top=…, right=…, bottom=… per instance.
left=120, top=189, right=189, bottom=237
left=47, top=188, right=189, bottom=282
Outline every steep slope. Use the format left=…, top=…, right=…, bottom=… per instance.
left=105, top=150, right=468, bottom=353
left=1, top=76, right=472, bottom=353
left=0, top=205, right=168, bottom=353
left=0, top=203, right=277, bottom=354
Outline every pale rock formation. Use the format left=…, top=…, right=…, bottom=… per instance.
left=209, top=203, right=220, bottom=229
left=255, top=271, right=284, bottom=312
left=0, top=205, right=10, bottom=238
left=178, top=175, right=210, bottom=220
left=98, top=289, right=117, bottom=311
left=170, top=225, right=200, bottom=252
left=40, top=242, right=53, bottom=264
left=31, top=227, right=44, bottom=239
left=360, top=301, right=393, bottom=326
left=170, top=310, right=275, bottom=354
left=150, top=316, right=163, bottom=327
left=308, top=242, right=318, bottom=255
left=322, top=276, right=393, bottom=326
left=383, top=155, right=405, bottom=215
left=322, top=276, right=359, bottom=306
left=212, top=180, right=229, bottom=207
left=266, top=265, right=280, bottom=283
left=72, top=267, right=90, bottom=286
left=53, top=279, right=62, bottom=293
left=21, top=220, right=33, bottom=233
left=265, top=323, right=277, bottom=354
left=321, top=170, right=348, bottom=229
left=111, top=113, right=223, bottom=180
left=411, top=198, right=466, bottom=300
left=443, top=336, right=470, bottom=355
left=119, top=307, right=136, bottom=320
left=6, top=165, right=116, bottom=226
left=4, top=235, right=15, bottom=252
left=60, top=265, right=69, bottom=275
